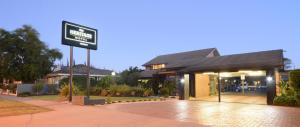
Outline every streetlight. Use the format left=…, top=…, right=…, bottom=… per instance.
left=180, top=78, right=185, bottom=84
left=111, top=71, right=116, bottom=76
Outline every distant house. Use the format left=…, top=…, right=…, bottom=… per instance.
left=46, top=64, right=114, bottom=84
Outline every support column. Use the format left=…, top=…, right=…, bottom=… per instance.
left=177, top=73, right=190, bottom=100
left=184, top=74, right=190, bottom=100
left=266, top=69, right=276, bottom=105
left=189, top=73, right=195, bottom=97
left=176, top=74, right=184, bottom=100
left=274, top=68, right=281, bottom=96
left=218, top=73, right=221, bottom=102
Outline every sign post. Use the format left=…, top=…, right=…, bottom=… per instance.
left=69, top=46, right=73, bottom=102
left=62, top=21, right=98, bottom=102
left=86, top=49, right=90, bottom=98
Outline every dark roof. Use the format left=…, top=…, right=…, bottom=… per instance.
left=182, top=49, right=284, bottom=72
left=50, top=64, right=113, bottom=75
left=143, top=48, right=219, bottom=68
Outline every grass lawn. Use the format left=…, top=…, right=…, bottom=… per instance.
left=0, top=98, right=50, bottom=117
left=29, top=95, right=161, bottom=103
left=29, top=95, right=61, bottom=101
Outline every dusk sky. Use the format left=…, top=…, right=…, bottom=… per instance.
left=1, top=0, right=299, bottom=72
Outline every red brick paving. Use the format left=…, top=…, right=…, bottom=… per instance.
left=0, top=95, right=203, bottom=127
left=1, top=95, right=300, bottom=127
left=107, top=100, right=300, bottom=127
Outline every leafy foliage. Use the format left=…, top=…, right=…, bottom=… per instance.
left=32, top=82, right=44, bottom=95
left=160, top=87, right=170, bottom=97
left=283, top=58, right=292, bottom=70
left=109, top=85, right=131, bottom=96
left=17, top=92, right=31, bottom=97
left=289, top=69, right=300, bottom=90
left=7, top=84, right=17, bottom=93
left=96, top=76, right=115, bottom=89
left=0, top=26, right=62, bottom=83
left=117, top=66, right=142, bottom=86
left=59, top=76, right=98, bottom=91
left=289, top=69, right=300, bottom=103
left=107, top=85, right=152, bottom=97
left=163, top=79, right=176, bottom=96
left=59, top=83, right=81, bottom=97
left=46, top=84, right=59, bottom=94
left=278, top=81, right=294, bottom=96
left=273, top=95, right=297, bottom=106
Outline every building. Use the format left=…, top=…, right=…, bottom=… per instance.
left=141, top=48, right=284, bottom=104
left=46, top=64, right=114, bottom=84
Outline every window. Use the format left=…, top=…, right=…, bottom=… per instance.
left=152, top=64, right=165, bottom=70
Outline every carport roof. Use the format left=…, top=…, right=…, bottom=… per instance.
left=142, top=48, right=219, bottom=67
left=181, top=49, right=284, bottom=72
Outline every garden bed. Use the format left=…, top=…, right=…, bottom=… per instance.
left=28, top=95, right=166, bottom=104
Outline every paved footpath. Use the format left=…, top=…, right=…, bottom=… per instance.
left=0, top=95, right=204, bottom=127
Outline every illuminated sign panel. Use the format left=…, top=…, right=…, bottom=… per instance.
left=62, top=21, right=98, bottom=50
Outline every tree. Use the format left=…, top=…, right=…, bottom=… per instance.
left=0, top=25, right=63, bottom=83
left=117, top=66, right=142, bottom=86
left=284, top=58, right=292, bottom=70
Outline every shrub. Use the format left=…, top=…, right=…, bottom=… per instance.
left=47, top=84, right=59, bottom=94
left=90, top=87, right=100, bottom=96
left=17, top=92, right=31, bottom=97
left=143, top=89, right=154, bottom=97
left=273, top=95, right=297, bottom=106
left=163, top=79, right=176, bottom=96
left=97, top=76, right=114, bottom=89
left=289, top=70, right=300, bottom=89
left=0, top=83, right=3, bottom=90
left=7, top=84, right=17, bottom=93
left=32, top=82, right=44, bottom=95
left=100, top=89, right=109, bottom=96
left=60, top=83, right=81, bottom=97
left=106, top=97, right=112, bottom=104
left=278, top=81, right=295, bottom=96
left=109, top=85, right=131, bottom=96
left=160, top=87, right=169, bottom=97
left=131, top=87, right=145, bottom=97
left=59, top=76, right=98, bottom=91
left=289, top=70, right=300, bottom=103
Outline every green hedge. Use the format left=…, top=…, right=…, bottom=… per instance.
left=289, top=69, right=300, bottom=103
left=273, top=95, right=297, bottom=106
left=17, top=92, right=31, bottom=97
left=107, top=85, right=153, bottom=97
left=289, top=69, right=300, bottom=89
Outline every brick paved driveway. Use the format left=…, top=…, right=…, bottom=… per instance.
left=107, top=100, right=300, bottom=127
left=1, top=95, right=300, bottom=127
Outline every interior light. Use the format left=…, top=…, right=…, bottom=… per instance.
left=220, top=72, right=231, bottom=77
left=202, top=72, right=217, bottom=75
left=267, top=76, right=273, bottom=82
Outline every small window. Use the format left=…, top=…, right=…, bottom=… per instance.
left=152, top=64, right=165, bottom=70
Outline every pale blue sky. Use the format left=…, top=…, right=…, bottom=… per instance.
left=1, top=0, right=299, bottom=72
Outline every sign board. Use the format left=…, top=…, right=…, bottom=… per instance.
left=62, top=21, right=98, bottom=50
